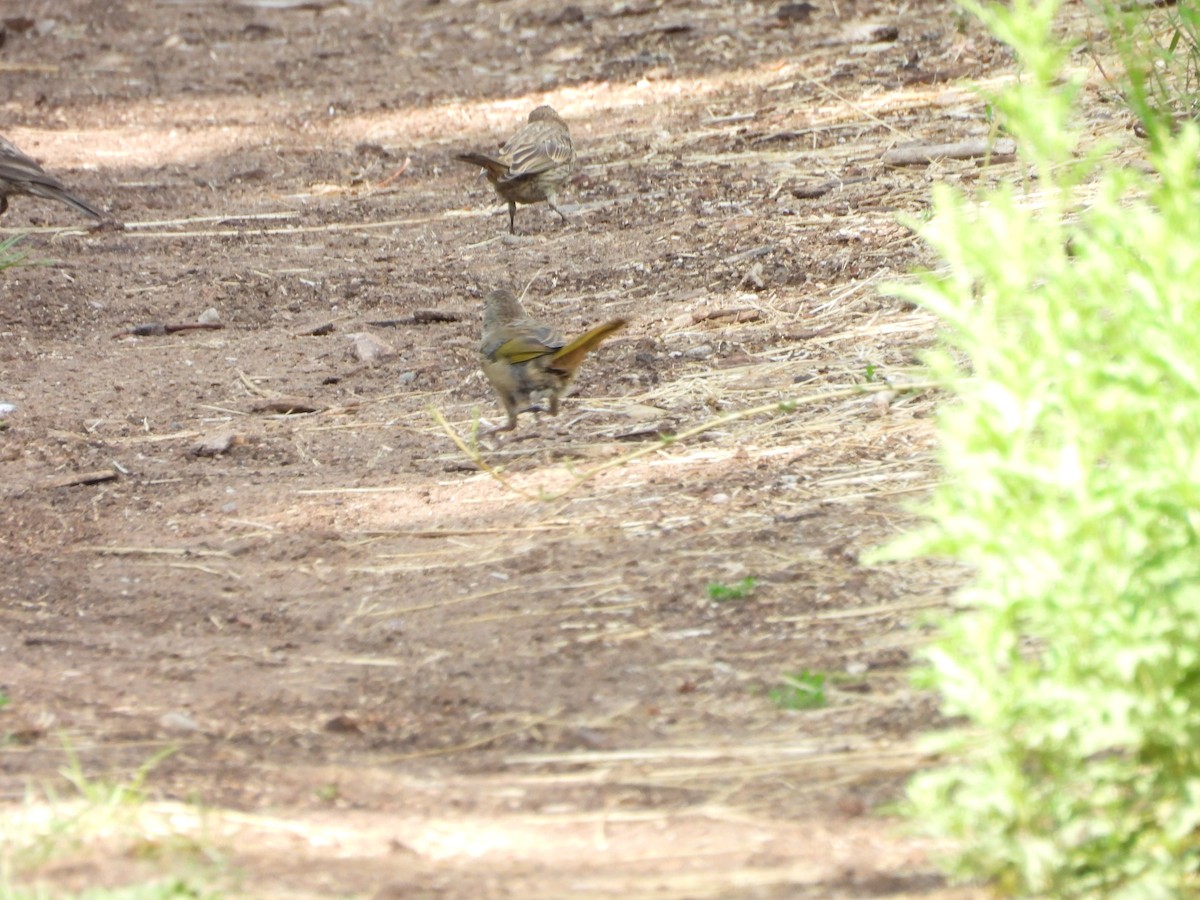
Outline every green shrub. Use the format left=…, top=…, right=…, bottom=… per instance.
left=885, top=0, right=1200, bottom=895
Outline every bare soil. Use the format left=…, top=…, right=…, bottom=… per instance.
left=1, top=0, right=1013, bottom=895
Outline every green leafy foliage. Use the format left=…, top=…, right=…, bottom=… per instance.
left=883, top=0, right=1200, bottom=895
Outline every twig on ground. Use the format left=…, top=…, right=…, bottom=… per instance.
left=882, top=138, right=1017, bottom=166
left=112, top=322, right=224, bottom=339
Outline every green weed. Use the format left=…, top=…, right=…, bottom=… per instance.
left=767, top=671, right=827, bottom=710
left=706, top=577, right=758, bottom=602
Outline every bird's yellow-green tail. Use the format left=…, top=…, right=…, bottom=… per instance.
left=550, top=319, right=627, bottom=377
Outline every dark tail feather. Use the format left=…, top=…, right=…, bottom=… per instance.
left=455, top=152, right=509, bottom=179
left=32, top=184, right=104, bottom=220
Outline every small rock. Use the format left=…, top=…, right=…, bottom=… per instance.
left=354, top=141, right=394, bottom=159
left=197, top=307, right=221, bottom=325
left=550, top=4, right=586, bottom=25
left=741, top=261, right=766, bottom=291
left=841, top=22, right=899, bottom=44
left=325, top=714, right=362, bottom=734
left=348, top=332, right=395, bottom=365
left=790, top=180, right=834, bottom=199
left=191, top=431, right=246, bottom=457
left=159, top=711, right=200, bottom=733
left=302, top=321, right=337, bottom=336
left=883, top=372, right=921, bottom=389
left=617, top=403, right=666, bottom=421
left=777, top=2, right=817, bottom=22
left=668, top=312, right=694, bottom=330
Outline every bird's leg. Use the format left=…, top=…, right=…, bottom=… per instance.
left=480, top=394, right=522, bottom=439
left=507, top=201, right=517, bottom=235
left=547, top=196, right=569, bottom=224
left=481, top=414, right=518, bottom=439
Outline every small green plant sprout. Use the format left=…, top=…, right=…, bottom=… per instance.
left=56, top=743, right=176, bottom=810
left=10, top=742, right=179, bottom=871
left=706, top=577, right=757, bottom=602
left=0, top=234, right=53, bottom=272
left=0, top=235, right=28, bottom=271
left=768, top=670, right=827, bottom=710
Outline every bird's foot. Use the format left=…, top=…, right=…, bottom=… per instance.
left=479, top=419, right=512, bottom=438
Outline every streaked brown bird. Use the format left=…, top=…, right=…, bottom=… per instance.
left=0, top=136, right=104, bottom=220
left=455, top=106, right=576, bottom=234
left=480, top=288, right=626, bottom=434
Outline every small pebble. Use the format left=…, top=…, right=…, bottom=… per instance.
left=348, top=332, right=395, bottom=365
left=159, top=711, right=200, bottom=733
left=668, top=312, right=694, bottom=330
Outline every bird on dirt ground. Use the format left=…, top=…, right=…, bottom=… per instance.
left=0, top=136, right=105, bottom=221
left=455, top=106, right=576, bottom=235
left=480, top=288, right=626, bottom=435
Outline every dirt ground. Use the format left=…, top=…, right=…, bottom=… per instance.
left=0, top=0, right=1016, bottom=896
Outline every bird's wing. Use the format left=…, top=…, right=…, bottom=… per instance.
left=485, top=322, right=564, bottom=364
left=0, top=138, right=70, bottom=192
left=501, top=122, right=574, bottom=178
